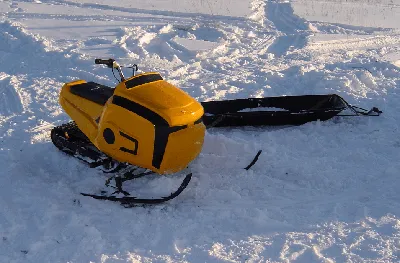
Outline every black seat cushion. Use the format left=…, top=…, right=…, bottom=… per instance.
left=70, top=82, right=114, bottom=105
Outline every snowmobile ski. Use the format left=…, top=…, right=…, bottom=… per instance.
left=81, top=173, right=192, bottom=206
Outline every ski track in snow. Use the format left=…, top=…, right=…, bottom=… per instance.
left=1, top=0, right=400, bottom=262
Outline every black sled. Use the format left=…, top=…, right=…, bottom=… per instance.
left=202, top=94, right=381, bottom=128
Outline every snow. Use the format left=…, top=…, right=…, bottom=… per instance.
left=292, top=0, right=400, bottom=29
left=1, top=0, right=400, bottom=262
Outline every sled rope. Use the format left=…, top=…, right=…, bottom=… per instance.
left=337, top=96, right=382, bottom=117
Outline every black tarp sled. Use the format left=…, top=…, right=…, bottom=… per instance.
left=201, top=94, right=381, bottom=128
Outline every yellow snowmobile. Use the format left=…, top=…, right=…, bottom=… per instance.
left=52, top=59, right=206, bottom=205
left=52, top=58, right=381, bottom=206
left=58, top=59, right=205, bottom=174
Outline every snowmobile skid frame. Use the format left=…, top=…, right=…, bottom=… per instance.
left=52, top=58, right=381, bottom=207
left=51, top=121, right=192, bottom=206
left=51, top=121, right=260, bottom=206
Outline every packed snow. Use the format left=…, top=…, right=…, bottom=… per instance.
left=1, top=0, right=400, bottom=262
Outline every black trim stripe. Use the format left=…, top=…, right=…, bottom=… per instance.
left=194, top=117, right=203, bottom=125
left=113, top=96, right=167, bottom=126
left=119, top=131, right=138, bottom=155
left=125, top=73, right=163, bottom=89
left=152, top=125, right=187, bottom=169
left=112, top=95, right=186, bottom=170
left=153, top=127, right=170, bottom=170
left=120, top=147, right=138, bottom=156
left=169, top=125, right=187, bottom=133
left=120, top=131, right=139, bottom=143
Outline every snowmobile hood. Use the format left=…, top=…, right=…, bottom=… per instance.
left=115, top=73, right=204, bottom=126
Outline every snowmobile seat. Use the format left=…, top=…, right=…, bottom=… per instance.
left=70, top=82, right=114, bottom=105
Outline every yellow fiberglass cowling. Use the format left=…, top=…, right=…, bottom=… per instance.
left=59, top=72, right=205, bottom=174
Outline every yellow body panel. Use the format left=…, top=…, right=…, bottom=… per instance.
left=59, top=72, right=205, bottom=174
left=95, top=103, right=156, bottom=171
left=60, top=81, right=104, bottom=139
left=115, top=73, right=204, bottom=126
left=161, top=122, right=205, bottom=173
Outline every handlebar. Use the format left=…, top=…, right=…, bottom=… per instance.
left=94, top=58, right=139, bottom=83
left=95, top=58, right=115, bottom=68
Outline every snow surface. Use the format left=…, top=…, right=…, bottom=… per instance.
left=1, top=0, right=400, bottom=262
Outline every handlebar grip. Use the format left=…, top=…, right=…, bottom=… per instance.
left=94, top=58, right=115, bottom=68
